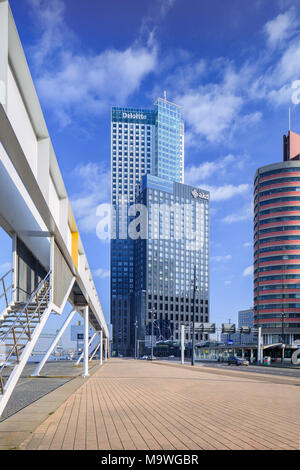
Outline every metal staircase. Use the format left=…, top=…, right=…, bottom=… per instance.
left=0, top=272, right=51, bottom=410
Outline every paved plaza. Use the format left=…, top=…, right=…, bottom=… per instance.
left=17, top=359, right=300, bottom=450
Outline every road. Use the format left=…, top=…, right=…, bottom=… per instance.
left=199, top=361, right=300, bottom=378
left=154, top=358, right=300, bottom=378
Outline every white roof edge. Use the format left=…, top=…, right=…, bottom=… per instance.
left=8, top=6, right=48, bottom=139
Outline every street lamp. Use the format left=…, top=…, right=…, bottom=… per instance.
left=281, top=312, right=285, bottom=365
left=151, top=310, right=156, bottom=360
left=134, top=320, right=138, bottom=359
left=191, top=265, right=199, bottom=366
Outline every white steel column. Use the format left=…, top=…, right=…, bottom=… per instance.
left=83, top=306, right=89, bottom=377
left=12, top=234, right=17, bottom=303
left=104, top=337, right=108, bottom=361
left=181, top=325, right=185, bottom=364
left=32, top=308, right=77, bottom=376
left=99, top=330, right=103, bottom=365
left=257, top=327, right=262, bottom=364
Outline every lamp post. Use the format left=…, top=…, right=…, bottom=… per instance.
left=151, top=310, right=156, bottom=360
left=191, top=265, right=198, bottom=366
left=281, top=312, right=285, bottom=365
left=134, top=320, right=138, bottom=359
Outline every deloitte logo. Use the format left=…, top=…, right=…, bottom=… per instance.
left=191, top=189, right=209, bottom=201
left=122, top=112, right=147, bottom=120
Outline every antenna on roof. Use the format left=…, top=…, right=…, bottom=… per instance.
left=164, top=90, right=167, bottom=101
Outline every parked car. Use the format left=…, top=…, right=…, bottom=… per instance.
left=227, top=356, right=249, bottom=366
left=141, top=355, right=148, bottom=360
left=168, top=355, right=175, bottom=359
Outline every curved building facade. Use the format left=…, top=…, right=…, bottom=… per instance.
left=254, top=159, right=300, bottom=345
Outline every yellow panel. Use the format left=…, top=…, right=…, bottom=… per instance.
left=71, top=232, right=79, bottom=269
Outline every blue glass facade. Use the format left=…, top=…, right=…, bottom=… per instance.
left=111, top=99, right=185, bottom=355
left=135, top=175, right=210, bottom=344
left=154, top=98, right=184, bottom=183
left=111, top=107, right=155, bottom=355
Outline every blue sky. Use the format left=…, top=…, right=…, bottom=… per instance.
left=2, top=0, right=300, bottom=343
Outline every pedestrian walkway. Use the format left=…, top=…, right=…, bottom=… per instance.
left=20, top=359, right=300, bottom=450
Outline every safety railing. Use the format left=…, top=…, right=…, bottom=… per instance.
left=0, top=269, right=13, bottom=310
left=0, top=271, right=51, bottom=394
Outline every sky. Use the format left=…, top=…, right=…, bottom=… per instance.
left=2, top=0, right=300, bottom=345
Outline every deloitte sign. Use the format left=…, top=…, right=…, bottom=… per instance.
left=122, top=112, right=147, bottom=120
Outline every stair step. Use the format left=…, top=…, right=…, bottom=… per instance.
left=1, top=318, right=40, bottom=322
left=4, top=310, right=47, bottom=317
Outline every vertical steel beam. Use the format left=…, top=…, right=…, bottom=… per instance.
left=99, top=330, right=103, bottom=365
left=181, top=324, right=185, bottom=364
left=83, top=306, right=89, bottom=377
left=104, top=337, right=108, bottom=361
left=257, top=327, right=262, bottom=364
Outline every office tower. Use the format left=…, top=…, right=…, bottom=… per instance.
left=111, top=98, right=184, bottom=356
left=154, top=97, right=184, bottom=183
left=254, top=130, right=300, bottom=347
left=134, top=174, right=210, bottom=347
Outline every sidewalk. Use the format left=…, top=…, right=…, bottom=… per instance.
left=17, top=358, right=300, bottom=450
left=0, top=362, right=103, bottom=450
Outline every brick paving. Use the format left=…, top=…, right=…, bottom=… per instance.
left=20, top=359, right=300, bottom=450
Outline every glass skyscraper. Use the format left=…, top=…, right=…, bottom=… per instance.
left=110, top=98, right=184, bottom=355
left=154, top=97, right=184, bottom=183
left=134, top=175, right=210, bottom=346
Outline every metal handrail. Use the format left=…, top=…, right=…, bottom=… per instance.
left=0, top=284, right=51, bottom=376
left=0, top=272, right=51, bottom=389
left=12, top=286, right=32, bottom=297
left=0, top=271, right=51, bottom=345
left=0, top=269, right=13, bottom=308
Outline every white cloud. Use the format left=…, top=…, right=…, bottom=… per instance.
left=160, top=0, right=176, bottom=17
left=185, top=154, right=235, bottom=184
left=27, top=0, right=157, bottom=125
left=70, top=162, right=110, bottom=233
left=94, top=268, right=110, bottom=279
left=212, top=255, right=232, bottom=262
left=243, top=242, right=252, bottom=247
left=264, top=8, right=299, bottom=48
left=169, top=60, right=261, bottom=144
left=200, top=183, right=250, bottom=202
left=224, top=280, right=232, bottom=285
left=243, top=265, right=253, bottom=277
left=176, top=88, right=243, bottom=144
left=36, top=47, right=157, bottom=124
left=222, top=201, right=253, bottom=224
left=27, top=0, right=75, bottom=68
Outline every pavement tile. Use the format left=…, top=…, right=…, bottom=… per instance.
left=13, top=359, right=300, bottom=450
